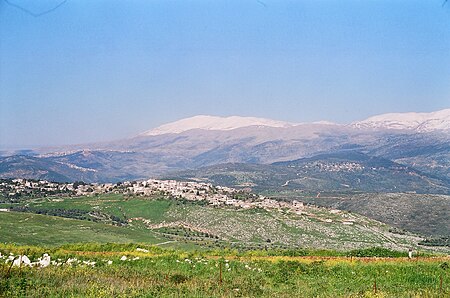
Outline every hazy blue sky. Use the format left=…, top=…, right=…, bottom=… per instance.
left=1, top=0, right=450, bottom=148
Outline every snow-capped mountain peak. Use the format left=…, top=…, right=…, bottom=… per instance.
left=139, top=109, right=450, bottom=137
left=140, top=115, right=300, bottom=136
left=351, top=108, right=450, bottom=132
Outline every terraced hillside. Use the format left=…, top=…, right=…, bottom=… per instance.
left=277, top=192, right=450, bottom=238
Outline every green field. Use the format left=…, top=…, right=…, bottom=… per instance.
left=0, top=243, right=449, bottom=297
left=0, top=211, right=165, bottom=246
left=1, top=193, right=173, bottom=222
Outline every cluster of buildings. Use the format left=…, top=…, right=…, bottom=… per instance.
left=0, top=178, right=305, bottom=214
left=303, top=161, right=365, bottom=172
left=0, top=178, right=73, bottom=198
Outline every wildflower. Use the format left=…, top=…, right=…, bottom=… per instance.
left=120, top=256, right=128, bottom=261
left=136, top=248, right=149, bottom=253
left=82, top=260, right=96, bottom=266
left=107, top=260, right=113, bottom=265
left=66, top=258, right=78, bottom=265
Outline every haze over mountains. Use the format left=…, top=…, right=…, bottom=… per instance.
left=1, top=109, right=449, bottom=194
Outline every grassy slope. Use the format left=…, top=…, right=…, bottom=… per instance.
left=3, top=194, right=172, bottom=221
left=0, top=211, right=165, bottom=246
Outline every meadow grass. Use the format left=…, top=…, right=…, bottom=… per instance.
left=0, top=211, right=165, bottom=246
left=0, top=243, right=448, bottom=297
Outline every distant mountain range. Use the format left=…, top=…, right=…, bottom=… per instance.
left=143, top=109, right=450, bottom=135
left=1, top=109, right=449, bottom=194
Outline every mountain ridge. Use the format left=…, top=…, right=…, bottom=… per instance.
left=350, top=108, right=450, bottom=131
left=139, top=115, right=301, bottom=136
left=140, top=109, right=450, bottom=137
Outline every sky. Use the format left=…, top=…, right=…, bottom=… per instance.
left=1, top=0, right=450, bottom=148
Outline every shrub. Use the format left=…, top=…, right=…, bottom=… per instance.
left=346, top=247, right=406, bottom=257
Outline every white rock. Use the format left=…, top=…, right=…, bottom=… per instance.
left=12, top=255, right=31, bottom=267
left=39, top=253, right=51, bottom=268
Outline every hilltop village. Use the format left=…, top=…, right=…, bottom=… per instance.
left=0, top=178, right=305, bottom=214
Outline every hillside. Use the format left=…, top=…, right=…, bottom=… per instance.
left=0, top=155, right=99, bottom=183
left=0, top=211, right=165, bottom=246
left=169, top=151, right=450, bottom=194
left=0, top=192, right=438, bottom=252
left=278, top=192, right=450, bottom=238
